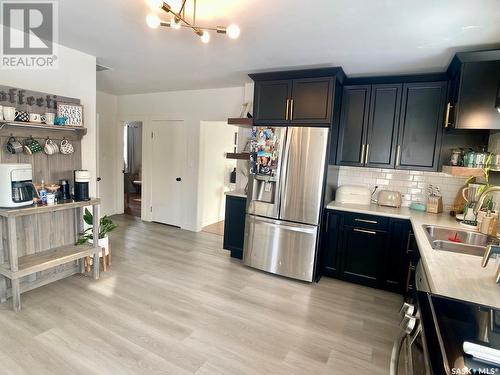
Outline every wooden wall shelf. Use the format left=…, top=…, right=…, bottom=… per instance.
left=227, top=118, right=253, bottom=127
left=0, top=121, right=87, bottom=135
left=226, top=152, right=250, bottom=160
left=442, top=165, right=485, bottom=177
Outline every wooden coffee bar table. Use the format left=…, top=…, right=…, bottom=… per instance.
left=0, top=199, right=101, bottom=311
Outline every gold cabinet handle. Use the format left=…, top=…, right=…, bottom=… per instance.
left=360, top=144, right=365, bottom=164
left=444, top=102, right=453, bottom=128
left=365, top=144, right=370, bottom=164
left=290, top=99, right=294, bottom=121
left=353, top=228, right=376, bottom=235
left=355, top=218, right=377, bottom=224
left=396, top=145, right=401, bottom=167
left=285, top=99, right=290, bottom=120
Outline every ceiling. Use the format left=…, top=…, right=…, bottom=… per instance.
left=58, top=0, right=500, bottom=95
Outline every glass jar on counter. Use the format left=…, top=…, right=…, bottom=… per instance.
left=450, top=149, right=463, bottom=166
left=474, top=147, right=489, bottom=168
left=464, top=149, right=476, bottom=168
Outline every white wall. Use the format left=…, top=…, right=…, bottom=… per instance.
left=116, top=86, right=245, bottom=231
left=2, top=44, right=97, bottom=196
left=198, top=121, right=237, bottom=229
left=96, top=91, right=119, bottom=216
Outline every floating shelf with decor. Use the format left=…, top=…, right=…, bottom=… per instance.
left=225, top=152, right=250, bottom=160
left=441, top=165, right=488, bottom=177
left=227, top=118, right=253, bottom=127
left=0, top=121, right=87, bottom=136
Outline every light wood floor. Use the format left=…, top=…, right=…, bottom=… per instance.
left=202, top=220, right=225, bottom=236
left=0, top=214, right=402, bottom=375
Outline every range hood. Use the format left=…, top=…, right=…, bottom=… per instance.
left=446, top=49, right=500, bottom=130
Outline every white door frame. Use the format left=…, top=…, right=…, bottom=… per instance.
left=117, top=115, right=147, bottom=219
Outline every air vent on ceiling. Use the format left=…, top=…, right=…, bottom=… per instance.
left=96, top=64, right=112, bottom=72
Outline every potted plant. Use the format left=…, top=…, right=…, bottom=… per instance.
left=76, top=208, right=118, bottom=256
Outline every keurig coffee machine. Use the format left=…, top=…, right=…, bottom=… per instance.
left=74, top=170, right=90, bottom=201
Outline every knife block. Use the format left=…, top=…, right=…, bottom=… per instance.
left=427, top=196, right=443, bottom=214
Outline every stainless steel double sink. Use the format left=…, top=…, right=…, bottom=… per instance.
left=423, top=225, right=499, bottom=257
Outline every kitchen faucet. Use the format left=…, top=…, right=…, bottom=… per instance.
left=482, top=245, right=500, bottom=283
left=473, top=185, right=500, bottom=215
left=475, top=186, right=500, bottom=283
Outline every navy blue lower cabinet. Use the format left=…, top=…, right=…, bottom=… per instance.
left=223, top=195, right=247, bottom=259
left=321, top=209, right=411, bottom=293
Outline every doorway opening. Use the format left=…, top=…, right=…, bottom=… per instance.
left=199, top=121, right=238, bottom=236
left=123, top=121, right=143, bottom=217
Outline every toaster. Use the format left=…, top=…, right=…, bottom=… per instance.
left=377, top=190, right=402, bottom=208
left=335, top=185, right=371, bottom=205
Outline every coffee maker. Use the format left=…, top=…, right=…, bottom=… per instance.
left=74, top=170, right=90, bottom=201
left=0, top=163, right=34, bottom=208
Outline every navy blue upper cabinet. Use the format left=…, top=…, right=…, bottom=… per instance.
left=336, top=84, right=402, bottom=168
left=396, top=82, right=447, bottom=171
left=337, top=80, right=446, bottom=171
left=250, top=68, right=344, bottom=126
left=336, top=85, right=370, bottom=166
left=365, top=84, right=402, bottom=168
left=446, top=50, right=500, bottom=129
left=290, top=77, right=335, bottom=124
left=253, top=80, right=292, bottom=124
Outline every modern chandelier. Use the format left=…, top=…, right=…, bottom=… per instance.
left=146, top=0, right=241, bottom=43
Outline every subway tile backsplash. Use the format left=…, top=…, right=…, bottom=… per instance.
left=328, top=166, right=468, bottom=211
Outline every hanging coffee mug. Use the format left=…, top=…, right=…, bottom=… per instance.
left=6, top=136, right=23, bottom=154
left=44, top=138, right=59, bottom=155
left=24, top=137, right=43, bottom=154
left=60, top=139, right=74, bottom=155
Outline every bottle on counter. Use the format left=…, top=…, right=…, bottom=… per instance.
left=39, top=179, right=47, bottom=205
left=230, top=168, right=237, bottom=184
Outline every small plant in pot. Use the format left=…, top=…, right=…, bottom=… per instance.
left=76, top=208, right=118, bottom=255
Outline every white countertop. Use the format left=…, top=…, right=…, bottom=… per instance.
left=224, top=190, right=247, bottom=198
left=327, top=201, right=500, bottom=309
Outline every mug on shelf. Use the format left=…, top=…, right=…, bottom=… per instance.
left=3, top=106, right=16, bottom=121
left=29, top=113, right=42, bottom=123
left=23, top=137, right=43, bottom=155
left=6, top=136, right=23, bottom=154
left=54, top=116, right=68, bottom=126
left=15, top=111, right=29, bottom=122
left=42, top=112, right=55, bottom=125
left=60, top=139, right=74, bottom=155
left=44, top=138, right=59, bottom=155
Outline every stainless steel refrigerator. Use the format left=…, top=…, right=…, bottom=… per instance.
left=243, top=126, right=329, bottom=282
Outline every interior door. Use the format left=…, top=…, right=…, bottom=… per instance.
left=150, top=120, right=186, bottom=227
left=279, top=127, right=328, bottom=225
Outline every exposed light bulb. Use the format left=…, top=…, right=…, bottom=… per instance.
left=146, top=14, right=161, bottom=28
left=226, top=24, right=240, bottom=39
left=171, top=17, right=181, bottom=29
left=200, top=30, right=210, bottom=43
left=149, top=0, right=164, bottom=8
left=497, top=107, right=500, bottom=113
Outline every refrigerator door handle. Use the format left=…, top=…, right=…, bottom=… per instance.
left=278, top=126, right=293, bottom=218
